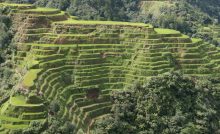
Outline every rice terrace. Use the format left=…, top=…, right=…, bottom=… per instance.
left=0, top=0, right=220, bottom=134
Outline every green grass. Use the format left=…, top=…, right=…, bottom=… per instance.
left=164, top=34, right=189, bottom=39
left=10, top=95, right=26, bottom=106
left=0, top=95, right=47, bottom=131
left=0, top=102, right=9, bottom=115
left=44, top=11, right=66, bottom=17
left=13, top=10, right=66, bottom=18
left=10, top=95, right=44, bottom=106
left=9, top=95, right=45, bottom=107
left=22, top=69, right=42, bottom=88
left=203, top=27, right=211, bottom=31
left=191, top=38, right=202, bottom=43
left=0, top=3, right=32, bottom=7
left=22, top=7, right=59, bottom=12
left=1, top=124, right=28, bottom=130
left=155, top=28, right=180, bottom=34
left=22, top=43, right=123, bottom=48
left=0, top=115, right=24, bottom=122
left=54, top=19, right=152, bottom=27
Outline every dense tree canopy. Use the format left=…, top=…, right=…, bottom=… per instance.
left=0, top=7, right=15, bottom=105
left=33, top=0, right=139, bottom=21
left=187, top=0, right=220, bottom=21
left=2, top=0, right=220, bottom=43
left=92, top=72, right=220, bottom=134
left=0, top=7, right=11, bottom=50
left=137, top=1, right=215, bottom=38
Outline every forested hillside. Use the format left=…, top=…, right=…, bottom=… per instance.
left=186, top=0, right=220, bottom=20
left=0, top=6, right=14, bottom=104
left=2, top=0, right=220, bottom=44
left=92, top=72, right=220, bottom=133
left=0, top=1, right=219, bottom=134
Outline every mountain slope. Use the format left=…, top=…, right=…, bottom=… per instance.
left=0, top=3, right=220, bottom=133
left=2, top=0, right=220, bottom=45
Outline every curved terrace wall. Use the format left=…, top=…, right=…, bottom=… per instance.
left=0, top=3, right=220, bottom=133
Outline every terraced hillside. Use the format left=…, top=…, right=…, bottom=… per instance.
left=0, top=2, right=220, bottom=133
left=0, top=94, right=47, bottom=133
left=213, top=26, right=220, bottom=43
left=199, top=25, right=220, bottom=44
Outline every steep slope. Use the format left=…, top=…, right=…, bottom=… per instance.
left=139, top=0, right=220, bottom=44
left=198, top=25, right=220, bottom=44
left=0, top=94, right=47, bottom=133
left=186, top=0, right=220, bottom=20
left=2, top=0, right=220, bottom=44
left=0, top=2, right=220, bottom=133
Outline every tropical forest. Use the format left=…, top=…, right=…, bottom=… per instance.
left=0, top=0, right=220, bottom=134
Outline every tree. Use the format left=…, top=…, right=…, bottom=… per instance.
left=49, top=101, right=60, bottom=115
left=93, top=72, right=220, bottom=134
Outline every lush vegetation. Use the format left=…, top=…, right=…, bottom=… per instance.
left=2, top=0, right=220, bottom=44
left=0, top=1, right=219, bottom=134
left=93, top=72, right=220, bottom=134
left=4, top=0, right=139, bottom=21
left=186, top=0, right=220, bottom=21
left=0, top=6, right=12, bottom=62
left=12, top=102, right=75, bottom=134
left=139, top=2, right=211, bottom=34
left=0, top=6, right=14, bottom=103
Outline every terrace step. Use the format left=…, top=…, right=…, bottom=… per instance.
left=19, top=8, right=61, bottom=15
left=74, top=106, right=112, bottom=132
left=40, top=69, right=73, bottom=93
left=1, top=124, right=29, bottom=130
left=0, top=117, right=29, bottom=126
left=20, top=112, right=47, bottom=120
left=4, top=4, right=220, bottom=133
left=31, top=49, right=57, bottom=55
left=0, top=129, right=9, bottom=134
left=25, top=28, right=51, bottom=34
